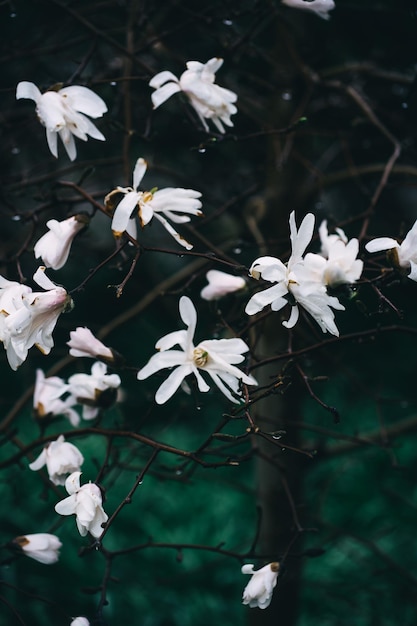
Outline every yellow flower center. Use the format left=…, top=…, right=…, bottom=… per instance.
left=193, top=347, right=209, bottom=367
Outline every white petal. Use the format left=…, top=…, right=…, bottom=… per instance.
left=59, top=86, right=108, bottom=117
left=149, top=71, right=180, bottom=89
left=365, top=237, right=399, bottom=253
left=132, top=158, right=147, bottom=190
left=46, top=129, right=58, bottom=158
left=152, top=213, right=193, bottom=249
left=282, top=304, right=299, bottom=329
left=59, top=128, right=77, bottom=161
left=155, top=364, right=192, bottom=404
left=16, top=81, right=42, bottom=102
left=111, top=192, right=140, bottom=235
left=137, top=350, right=186, bottom=379
left=151, top=82, right=182, bottom=109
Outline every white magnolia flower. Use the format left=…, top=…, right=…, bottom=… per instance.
left=0, top=267, right=72, bottom=370
left=33, top=369, right=80, bottom=426
left=107, top=157, right=202, bottom=250
left=316, top=220, right=363, bottom=287
left=241, top=562, right=280, bottom=609
left=67, top=361, right=121, bottom=420
left=281, top=0, right=335, bottom=20
left=137, top=296, right=257, bottom=404
left=16, top=81, right=107, bottom=161
left=149, top=57, right=237, bottom=133
left=200, top=270, right=246, bottom=300
left=68, top=327, right=114, bottom=362
left=71, top=618, right=90, bottom=626
left=13, top=533, right=62, bottom=565
left=54, top=472, right=108, bottom=538
left=365, top=219, right=417, bottom=282
left=34, top=215, right=89, bottom=270
left=245, top=212, right=344, bottom=336
left=29, top=435, right=84, bottom=485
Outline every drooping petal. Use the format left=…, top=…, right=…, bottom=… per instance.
left=155, top=364, right=192, bottom=404
left=111, top=191, right=140, bottom=235
left=151, top=82, right=182, bottom=109
left=152, top=213, right=193, bottom=250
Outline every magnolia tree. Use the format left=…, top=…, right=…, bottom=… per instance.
left=2, top=1, right=417, bottom=625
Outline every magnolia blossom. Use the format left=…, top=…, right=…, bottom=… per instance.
left=200, top=270, right=246, bottom=300
left=245, top=212, right=344, bottom=336
left=107, top=157, right=202, bottom=250
left=33, top=369, right=79, bottom=426
left=137, top=296, right=257, bottom=404
left=315, top=220, right=363, bottom=287
left=67, top=361, right=121, bottom=420
left=71, top=619, right=90, bottom=626
left=29, top=435, right=84, bottom=485
left=0, top=267, right=72, bottom=370
left=365, top=219, right=417, bottom=282
left=68, top=327, right=114, bottom=362
left=34, top=215, right=89, bottom=270
left=54, top=472, right=108, bottom=538
left=16, top=81, right=107, bottom=161
left=281, top=0, right=335, bottom=20
left=149, top=57, right=237, bottom=133
left=241, top=562, right=280, bottom=609
left=13, top=533, right=62, bottom=565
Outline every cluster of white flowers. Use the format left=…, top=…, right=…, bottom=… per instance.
left=245, top=212, right=363, bottom=337
left=33, top=360, right=121, bottom=426
left=0, top=267, right=71, bottom=370
left=137, top=296, right=257, bottom=404
left=55, top=471, right=108, bottom=538
left=106, top=157, right=202, bottom=250
left=149, top=57, right=237, bottom=133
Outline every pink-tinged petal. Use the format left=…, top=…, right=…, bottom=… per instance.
left=365, top=237, right=399, bottom=253
left=59, top=86, right=107, bottom=117
left=149, top=71, right=180, bottom=89
left=132, top=158, right=147, bottom=190
left=155, top=364, right=192, bottom=404
left=111, top=192, right=140, bottom=235
left=151, top=82, right=182, bottom=109
left=16, top=81, right=42, bottom=102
